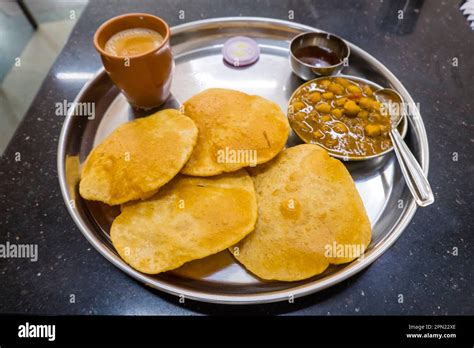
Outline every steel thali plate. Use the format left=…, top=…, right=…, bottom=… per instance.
left=58, top=17, right=430, bottom=304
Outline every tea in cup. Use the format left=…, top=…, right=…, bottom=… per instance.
left=94, top=13, right=173, bottom=109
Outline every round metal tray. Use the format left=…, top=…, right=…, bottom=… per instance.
left=57, top=17, right=430, bottom=304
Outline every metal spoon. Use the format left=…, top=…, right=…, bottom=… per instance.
left=374, top=88, right=434, bottom=207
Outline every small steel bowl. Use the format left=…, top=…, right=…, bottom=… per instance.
left=287, top=75, right=408, bottom=161
left=289, top=31, right=350, bottom=80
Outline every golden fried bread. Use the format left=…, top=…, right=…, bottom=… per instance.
left=233, top=144, right=371, bottom=281
left=110, top=170, right=258, bottom=274
left=79, top=109, right=198, bottom=205
left=181, top=88, right=289, bottom=176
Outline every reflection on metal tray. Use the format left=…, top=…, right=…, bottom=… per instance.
left=58, top=17, right=430, bottom=304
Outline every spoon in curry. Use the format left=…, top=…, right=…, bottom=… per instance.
left=374, top=88, right=434, bottom=207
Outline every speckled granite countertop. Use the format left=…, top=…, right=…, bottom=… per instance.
left=0, top=0, right=472, bottom=315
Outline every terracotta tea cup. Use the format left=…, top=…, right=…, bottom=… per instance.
left=94, top=13, right=173, bottom=109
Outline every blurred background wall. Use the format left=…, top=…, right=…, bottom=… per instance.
left=0, top=0, right=88, bottom=153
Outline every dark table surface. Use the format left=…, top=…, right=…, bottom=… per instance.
left=0, top=0, right=473, bottom=315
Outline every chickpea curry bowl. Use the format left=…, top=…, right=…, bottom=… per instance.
left=287, top=76, right=407, bottom=160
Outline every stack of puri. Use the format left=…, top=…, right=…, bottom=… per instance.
left=79, top=88, right=371, bottom=281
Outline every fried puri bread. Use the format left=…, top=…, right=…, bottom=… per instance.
left=181, top=88, right=290, bottom=176
left=233, top=144, right=371, bottom=281
left=110, top=170, right=258, bottom=274
left=171, top=251, right=235, bottom=279
left=79, top=109, right=198, bottom=205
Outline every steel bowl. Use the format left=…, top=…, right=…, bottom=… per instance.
left=287, top=75, right=408, bottom=161
left=289, top=31, right=350, bottom=80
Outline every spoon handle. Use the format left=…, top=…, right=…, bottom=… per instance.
left=389, top=130, right=434, bottom=207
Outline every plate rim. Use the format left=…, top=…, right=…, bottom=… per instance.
left=57, top=16, right=430, bottom=304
